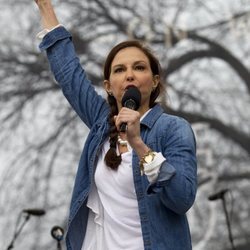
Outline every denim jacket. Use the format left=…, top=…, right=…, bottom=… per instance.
left=39, top=27, right=197, bottom=250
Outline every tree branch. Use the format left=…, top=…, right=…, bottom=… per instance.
left=162, top=31, right=250, bottom=94
left=166, top=107, right=250, bottom=154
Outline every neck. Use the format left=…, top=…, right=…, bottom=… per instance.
left=138, top=106, right=150, bottom=117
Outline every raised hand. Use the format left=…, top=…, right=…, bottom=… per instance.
left=34, top=0, right=59, bottom=29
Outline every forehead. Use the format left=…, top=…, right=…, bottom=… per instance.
left=111, top=46, right=150, bottom=66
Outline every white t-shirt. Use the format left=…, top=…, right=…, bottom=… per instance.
left=82, top=110, right=166, bottom=250
left=82, top=140, right=144, bottom=250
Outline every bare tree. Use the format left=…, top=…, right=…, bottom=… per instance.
left=0, top=0, right=250, bottom=249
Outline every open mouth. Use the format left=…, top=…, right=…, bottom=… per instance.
left=125, top=84, right=136, bottom=90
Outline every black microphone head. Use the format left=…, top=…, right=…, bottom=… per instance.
left=208, top=188, right=229, bottom=201
left=121, top=86, right=141, bottom=110
left=23, top=209, right=46, bottom=216
left=51, top=225, right=64, bottom=241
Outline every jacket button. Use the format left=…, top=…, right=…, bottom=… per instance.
left=137, top=191, right=143, bottom=198
left=144, top=239, right=151, bottom=245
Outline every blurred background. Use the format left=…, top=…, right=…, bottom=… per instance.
left=0, top=0, right=250, bottom=249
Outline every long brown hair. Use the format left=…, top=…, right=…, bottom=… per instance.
left=103, top=40, right=163, bottom=170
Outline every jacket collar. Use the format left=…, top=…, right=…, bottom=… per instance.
left=140, top=104, right=164, bottom=129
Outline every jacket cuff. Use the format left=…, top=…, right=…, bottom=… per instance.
left=146, top=162, right=176, bottom=195
left=39, top=26, right=72, bottom=51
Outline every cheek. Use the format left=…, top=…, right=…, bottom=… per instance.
left=140, top=76, right=154, bottom=90
left=109, top=81, right=123, bottom=102
left=109, top=75, right=125, bottom=91
left=138, top=78, right=154, bottom=100
left=110, top=82, right=122, bottom=95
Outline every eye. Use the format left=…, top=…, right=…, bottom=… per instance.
left=114, top=67, right=124, bottom=73
left=135, top=65, right=145, bottom=71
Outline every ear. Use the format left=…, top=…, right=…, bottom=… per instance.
left=104, top=80, right=112, bottom=95
left=153, top=75, right=160, bottom=88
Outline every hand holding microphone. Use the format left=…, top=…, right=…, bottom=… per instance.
left=119, top=86, right=141, bottom=132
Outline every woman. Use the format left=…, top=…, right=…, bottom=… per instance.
left=34, top=1, right=197, bottom=249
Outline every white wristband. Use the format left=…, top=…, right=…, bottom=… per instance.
left=36, top=24, right=63, bottom=40
left=144, top=152, right=166, bottom=183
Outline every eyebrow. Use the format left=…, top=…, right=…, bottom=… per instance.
left=112, top=60, right=147, bottom=68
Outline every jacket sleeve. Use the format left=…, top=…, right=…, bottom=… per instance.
left=146, top=117, right=197, bottom=215
left=39, top=26, right=109, bottom=128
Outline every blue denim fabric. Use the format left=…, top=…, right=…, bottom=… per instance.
left=39, top=27, right=197, bottom=250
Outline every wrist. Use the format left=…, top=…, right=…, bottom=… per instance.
left=129, top=137, right=149, bottom=156
left=37, top=0, right=53, bottom=11
left=139, top=150, right=157, bottom=175
left=38, top=1, right=59, bottom=29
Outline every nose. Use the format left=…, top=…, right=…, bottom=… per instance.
left=126, top=68, right=134, bottom=82
left=127, top=76, right=134, bottom=81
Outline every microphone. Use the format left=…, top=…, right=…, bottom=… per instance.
left=120, top=86, right=141, bottom=132
left=208, top=188, right=229, bottom=201
left=51, top=226, right=64, bottom=241
left=22, top=209, right=46, bottom=216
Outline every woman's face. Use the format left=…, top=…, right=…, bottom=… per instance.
left=104, top=46, right=159, bottom=114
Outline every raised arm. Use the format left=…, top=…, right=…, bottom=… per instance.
left=34, top=0, right=59, bottom=29
left=33, top=0, right=108, bottom=128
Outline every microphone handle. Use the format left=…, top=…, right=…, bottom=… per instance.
left=120, top=122, right=127, bottom=132
left=119, top=99, right=137, bottom=132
